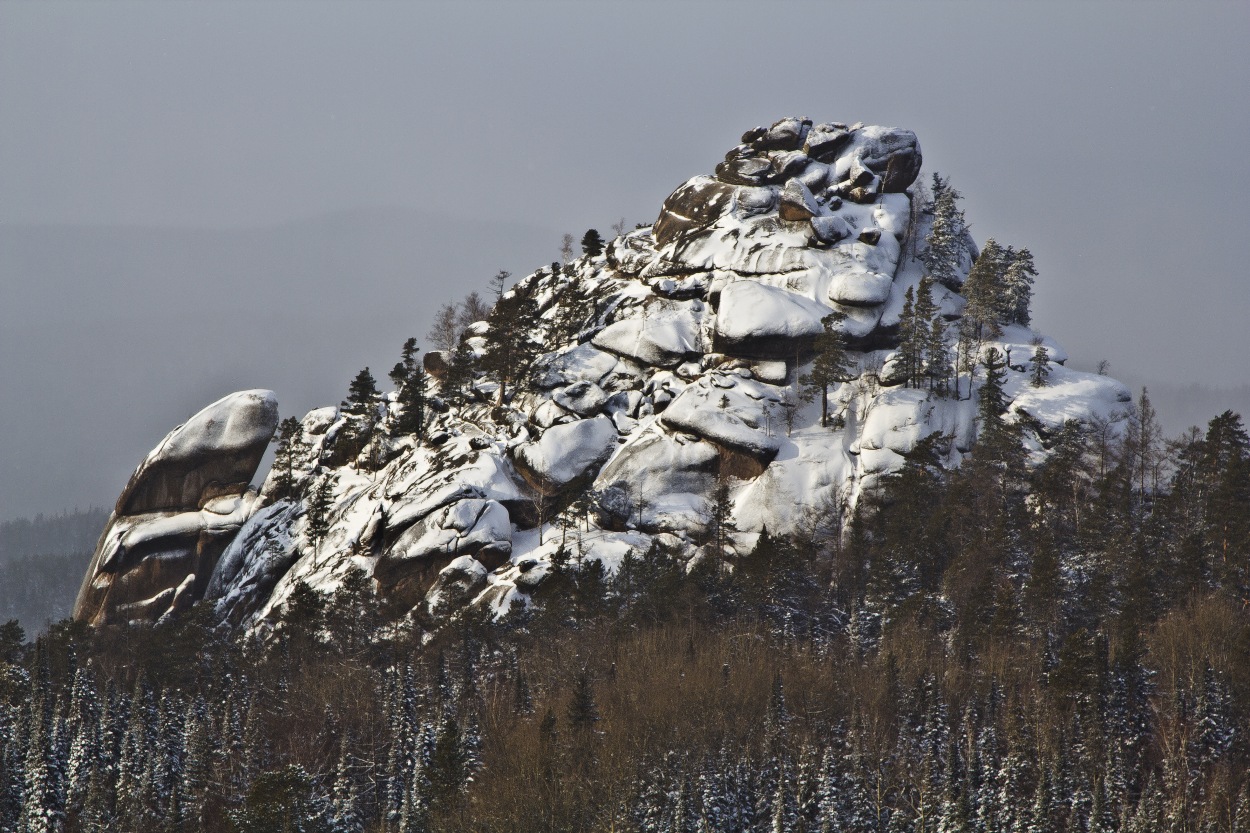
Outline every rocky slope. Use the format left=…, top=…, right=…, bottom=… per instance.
left=73, top=118, right=1132, bottom=633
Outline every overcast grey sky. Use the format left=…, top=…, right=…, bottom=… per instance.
left=2, top=0, right=1249, bottom=521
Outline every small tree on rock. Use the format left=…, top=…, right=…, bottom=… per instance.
left=306, top=473, right=338, bottom=556
left=480, top=286, right=542, bottom=405
left=800, top=311, right=855, bottom=428
left=270, top=417, right=309, bottom=501
left=1029, top=339, right=1051, bottom=388
left=391, top=338, right=429, bottom=438
left=580, top=229, right=605, bottom=257
left=343, top=368, right=379, bottom=418
left=923, top=173, right=969, bottom=290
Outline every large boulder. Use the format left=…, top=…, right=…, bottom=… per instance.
left=115, top=389, right=279, bottom=515
left=652, top=176, right=737, bottom=247
left=852, top=126, right=922, bottom=192
left=513, top=416, right=619, bottom=496
left=374, top=498, right=512, bottom=610
left=74, top=390, right=278, bottom=625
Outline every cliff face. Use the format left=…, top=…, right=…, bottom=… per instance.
left=76, top=118, right=1131, bottom=633
left=73, top=390, right=278, bottom=625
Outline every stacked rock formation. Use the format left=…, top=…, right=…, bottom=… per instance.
left=75, top=119, right=1131, bottom=633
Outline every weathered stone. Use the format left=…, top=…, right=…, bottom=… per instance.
left=714, top=155, right=776, bottom=186
left=74, top=390, right=279, bottom=626
left=811, top=215, right=852, bottom=244
left=116, top=389, right=279, bottom=515
left=854, top=126, right=923, bottom=192
left=771, top=150, right=810, bottom=179
left=804, top=123, right=852, bottom=162
left=754, top=117, right=811, bottom=152
left=513, top=416, right=618, bottom=496
left=740, top=126, right=766, bottom=144
left=553, top=380, right=609, bottom=416
left=424, top=350, right=449, bottom=379
left=858, top=228, right=883, bottom=245
left=778, top=179, right=820, bottom=222
left=424, top=556, right=489, bottom=618
left=653, top=176, right=738, bottom=246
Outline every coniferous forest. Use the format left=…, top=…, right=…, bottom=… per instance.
left=2, top=393, right=1249, bottom=833
left=0, top=510, right=105, bottom=631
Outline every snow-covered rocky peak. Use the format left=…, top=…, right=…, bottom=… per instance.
left=75, top=118, right=1133, bottom=636
left=616, top=119, right=922, bottom=347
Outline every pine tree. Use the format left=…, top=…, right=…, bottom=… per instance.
left=392, top=338, right=429, bottom=439
left=270, top=416, right=309, bottom=500
left=1197, top=410, right=1250, bottom=585
left=1029, top=339, right=1051, bottom=387
left=567, top=668, right=600, bottom=731
left=924, top=173, right=968, bottom=290
left=580, top=229, right=605, bottom=257
left=479, top=285, right=542, bottom=405
left=305, top=473, right=338, bottom=556
left=799, top=311, right=854, bottom=427
left=342, top=368, right=380, bottom=418
left=1003, top=248, right=1037, bottom=325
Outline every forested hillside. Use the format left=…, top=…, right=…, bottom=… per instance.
left=0, top=509, right=104, bottom=629
left=3, top=405, right=1248, bottom=832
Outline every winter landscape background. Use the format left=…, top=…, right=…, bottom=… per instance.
left=3, top=1, right=1249, bottom=525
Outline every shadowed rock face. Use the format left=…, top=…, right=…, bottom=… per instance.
left=74, top=389, right=278, bottom=626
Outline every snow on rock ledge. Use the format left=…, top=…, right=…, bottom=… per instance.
left=74, top=390, right=279, bottom=626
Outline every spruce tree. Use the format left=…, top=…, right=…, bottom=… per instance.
left=230, top=765, right=332, bottom=833
left=924, top=174, right=968, bottom=290
left=342, top=368, right=380, bottom=417
left=392, top=338, right=429, bottom=439
left=1003, top=248, right=1037, bottom=325
left=912, top=277, right=939, bottom=387
left=962, top=240, right=1008, bottom=340
left=270, top=417, right=309, bottom=500
left=1029, top=339, right=1051, bottom=387
left=305, top=473, right=338, bottom=556
left=567, top=669, right=600, bottom=731
left=895, top=286, right=921, bottom=388
left=799, top=311, right=855, bottom=427
left=438, top=344, right=477, bottom=405
left=925, top=315, right=951, bottom=395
